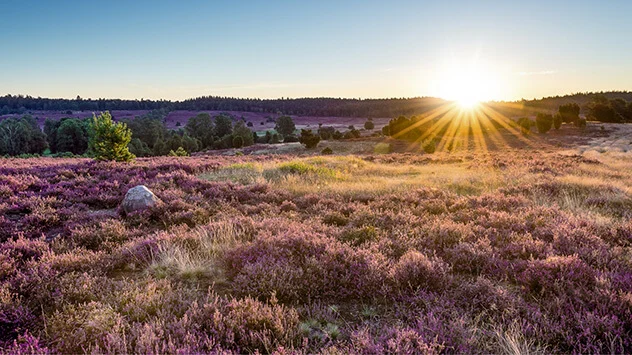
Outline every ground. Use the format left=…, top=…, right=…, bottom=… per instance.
left=0, top=123, right=631, bottom=354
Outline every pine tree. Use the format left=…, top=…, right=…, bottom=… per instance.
left=88, top=111, right=135, bottom=162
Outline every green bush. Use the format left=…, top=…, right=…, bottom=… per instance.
left=168, top=146, right=189, bottom=156
left=233, top=135, right=244, bottom=148
left=364, top=119, right=375, bottom=130
left=284, top=134, right=299, bottom=143
left=299, top=129, right=321, bottom=149
left=422, top=140, right=436, bottom=154
left=88, top=111, right=135, bottom=162
left=517, top=117, right=531, bottom=135
left=535, top=113, right=553, bottom=134
left=553, top=113, right=563, bottom=130
left=321, top=147, right=333, bottom=155
left=374, top=143, right=391, bottom=154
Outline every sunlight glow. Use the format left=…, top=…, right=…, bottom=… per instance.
left=431, top=56, right=504, bottom=107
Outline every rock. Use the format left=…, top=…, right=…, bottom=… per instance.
left=121, top=185, right=159, bottom=214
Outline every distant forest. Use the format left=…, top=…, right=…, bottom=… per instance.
left=1, top=91, right=631, bottom=118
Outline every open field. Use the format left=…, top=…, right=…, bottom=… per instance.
left=0, top=110, right=390, bottom=132
left=1, top=126, right=632, bottom=353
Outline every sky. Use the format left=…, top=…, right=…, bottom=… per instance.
left=0, top=0, right=631, bottom=101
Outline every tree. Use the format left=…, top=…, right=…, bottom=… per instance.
left=169, top=147, right=189, bottom=156
left=232, top=135, right=244, bottom=148
left=214, top=114, right=233, bottom=138
left=588, top=103, right=618, bottom=123
left=128, top=138, right=153, bottom=157
left=558, top=103, right=580, bottom=124
left=232, top=120, right=254, bottom=146
left=364, top=119, right=375, bottom=130
left=56, top=118, right=89, bottom=154
left=185, top=113, right=214, bottom=149
left=517, top=117, right=531, bottom=135
left=275, top=116, right=296, bottom=137
left=299, top=129, right=321, bottom=149
left=88, top=111, right=135, bottom=162
left=0, top=116, right=47, bottom=156
left=535, top=113, right=553, bottom=133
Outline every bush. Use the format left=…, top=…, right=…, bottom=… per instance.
left=275, top=116, right=296, bottom=137
left=364, top=120, right=375, bottom=130
left=283, top=134, right=299, bottom=143
left=422, top=140, right=436, bottom=154
left=232, top=135, right=244, bottom=148
left=299, top=129, right=321, bottom=149
left=321, top=147, right=333, bottom=155
left=332, top=130, right=343, bottom=140
left=576, top=118, right=587, bottom=128
left=517, top=117, right=531, bottom=134
left=535, top=113, right=553, bottom=134
left=168, top=147, right=189, bottom=156
left=88, top=111, right=135, bottom=162
left=553, top=113, right=563, bottom=130
left=374, top=143, right=391, bottom=154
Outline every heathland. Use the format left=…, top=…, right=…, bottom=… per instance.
left=1, top=116, right=631, bottom=353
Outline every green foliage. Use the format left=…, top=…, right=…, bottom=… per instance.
left=317, top=126, right=335, bottom=140
left=168, top=146, right=189, bottom=156
left=57, top=118, right=89, bottom=154
left=553, top=113, right=563, bottom=130
left=214, top=114, right=233, bottom=138
left=517, top=117, right=532, bottom=135
left=422, top=140, right=436, bottom=154
left=232, top=135, right=244, bottom=148
left=128, top=137, right=153, bottom=157
left=535, top=113, right=554, bottom=134
left=0, top=115, right=48, bottom=156
left=588, top=103, right=618, bottom=123
left=284, top=134, right=299, bottom=143
left=299, top=129, right=321, bottom=149
left=122, top=113, right=167, bottom=151
left=364, top=119, right=375, bottom=130
left=270, top=133, right=281, bottom=144
left=558, top=103, right=580, bottom=123
left=332, top=130, right=343, bottom=140
left=185, top=113, right=214, bottom=149
left=88, top=111, right=135, bottom=162
left=232, top=120, right=254, bottom=147
left=275, top=116, right=296, bottom=137
left=373, top=143, right=391, bottom=154
left=321, top=147, right=333, bottom=155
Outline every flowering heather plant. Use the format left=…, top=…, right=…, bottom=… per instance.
left=0, top=151, right=630, bottom=353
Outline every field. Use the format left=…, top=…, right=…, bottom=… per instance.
left=1, top=125, right=632, bottom=353
left=0, top=110, right=390, bottom=132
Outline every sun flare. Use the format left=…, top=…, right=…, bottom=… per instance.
left=432, top=57, right=503, bottom=109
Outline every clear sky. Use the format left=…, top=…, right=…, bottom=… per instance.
left=1, top=0, right=631, bottom=101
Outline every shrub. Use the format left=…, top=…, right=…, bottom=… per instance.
left=168, top=147, right=189, bottom=156
left=88, top=111, right=135, bottom=162
left=517, top=117, right=531, bottom=134
left=364, top=119, right=375, bottom=130
left=535, top=113, right=553, bottom=134
left=283, top=134, right=299, bottom=143
left=553, top=113, right=563, bottom=130
left=232, top=135, right=244, bottom=148
left=374, top=143, right=391, bottom=154
left=274, top=116, right=296, bottom=137
left=576, top=118, right=587, bottom=128
left=332, top=130, right=343, bottom=140
left=299, top=129, right=321, bottom=149
left=391, top=250, right=450, bottom=291
left=422, top=140, right=436, bottom=154
left=321, top=147, right=333, bottom=155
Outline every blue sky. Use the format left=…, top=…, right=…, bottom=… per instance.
left=1, top=0, right=631, bottom=101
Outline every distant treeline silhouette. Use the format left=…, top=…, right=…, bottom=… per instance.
left=0, top=95, right=446, bottom=118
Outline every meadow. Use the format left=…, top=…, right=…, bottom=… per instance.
left=1, top=130, right=631, bottom=354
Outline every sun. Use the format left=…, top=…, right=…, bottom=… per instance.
left=432, top=57, right=503, bottom=109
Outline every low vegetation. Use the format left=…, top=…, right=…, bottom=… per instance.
left=1, top=148, right=631, bottom=353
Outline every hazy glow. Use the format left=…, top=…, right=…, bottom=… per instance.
left=432, top=57, right=504, bottom=105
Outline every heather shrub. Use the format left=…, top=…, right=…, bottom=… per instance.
left=391, top=250, right=451, bottom=292
left=47, top=301, right=127, bottom=354
left=339, top=225, right=378, bottom=246
left=322, top=211, right=349, bottom=226
left=518, top=255, right=596, bottom=296
left=0, top=332, right=51, bottom=355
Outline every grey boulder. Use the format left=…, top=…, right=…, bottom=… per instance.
left=121, top=185, right=160, bottom=214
